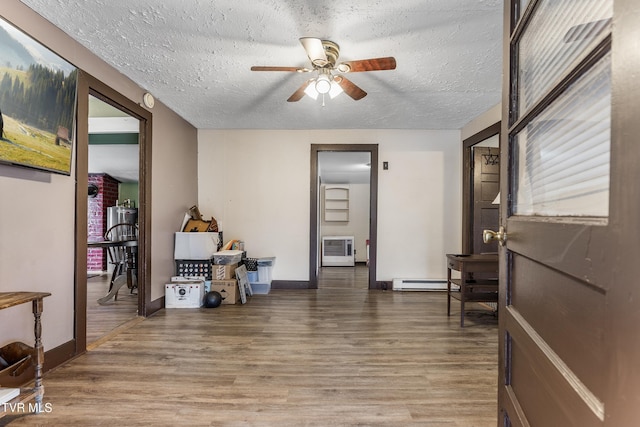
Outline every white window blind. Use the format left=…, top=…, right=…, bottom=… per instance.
left=513, top=52, right=611, bottom=217
left=517, top=0, right=612, bottom=117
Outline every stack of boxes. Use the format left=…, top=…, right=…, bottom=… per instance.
left=169, top=232, right=221, bottom=308
left=208, top=250, right=244, bottom=304
left=169, top=231, right=275, bottom=306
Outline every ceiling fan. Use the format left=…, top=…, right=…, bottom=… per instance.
left=251, top=37, right=396, bottom=102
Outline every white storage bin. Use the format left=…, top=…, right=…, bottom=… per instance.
left=165, top=282, right=204, bottom=308
left=174, top=232, right=222, bottom=260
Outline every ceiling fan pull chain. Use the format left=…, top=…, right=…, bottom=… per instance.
left=322, top=93, right=326, bottom=107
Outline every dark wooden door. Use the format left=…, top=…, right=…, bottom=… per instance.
left=472, top=147, right=499, bottom=254
left=496, top=0, right=640, bottom=425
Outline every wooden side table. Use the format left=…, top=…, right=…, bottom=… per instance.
left=0, top=292, right=51, bottom=417
left=446, top=254, right=498, bottom=327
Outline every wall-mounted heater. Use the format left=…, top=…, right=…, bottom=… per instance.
left=322, top=236, right=355, bottom=267
left=392, top=278, right=452, bottom=291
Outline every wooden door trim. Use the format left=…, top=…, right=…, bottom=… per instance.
left=75, top=71, right=152, bottom=355
left=309, top=144, right=378, bottom=289
left=462, top=121, right=501, bottom=254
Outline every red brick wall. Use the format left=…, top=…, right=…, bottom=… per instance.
left=87, top=174, right=120, bottom=271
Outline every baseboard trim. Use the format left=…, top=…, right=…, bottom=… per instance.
left=374, top=281, right=392, bottom=290
left=271, top=280, right=311, bottom=289
left=145, top=295, right=164, bottom=316
left=271, top=280, right=390, bottom=290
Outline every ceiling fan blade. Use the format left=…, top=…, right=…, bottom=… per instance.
left=336, top=76, right=367, bottom=100
left=287, top=79, right=313, bottom=102
left=339, top=57, right=397, bottom=72
left=299, top=37, right=328, bottom=66
left=251, top=66, right=311, bottom=72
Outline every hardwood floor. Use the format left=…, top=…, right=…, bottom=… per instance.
left=3, top=281, right=498, bottom=426
left=87, top=273, right=138, bottom=345
left=318, top=264, right=369, bottom=289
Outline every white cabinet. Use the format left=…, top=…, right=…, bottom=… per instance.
left=324, top=185, right=349, bottom=222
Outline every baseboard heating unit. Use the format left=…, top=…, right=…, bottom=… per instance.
left=392, top=278, right=452, bottom=291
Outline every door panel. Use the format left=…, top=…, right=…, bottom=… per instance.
left=511, top=255, right=605, bottom=395
left=505, top=220, right=609, bottom=289
left=508, top=326, right=603, bottom=426
left=499, top=0, right=613, bottom=425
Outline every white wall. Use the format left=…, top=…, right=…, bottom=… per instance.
left=198, top=129, right=461, bottom=283
left=0, top=1, right=198, bottom=351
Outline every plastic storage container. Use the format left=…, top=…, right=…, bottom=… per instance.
left=247, top=271, right=259, bottom=283
left=212, top=250, right=244, bottom=265
left=256, top=257, right=275, bottom=283
left=250, top=282, right=271, bottom=294
left=257, top=257, right=276, bottom=267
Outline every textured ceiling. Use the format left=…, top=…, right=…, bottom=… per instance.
left=19, top=0, right=503, bottom=130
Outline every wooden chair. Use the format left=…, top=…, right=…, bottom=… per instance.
left=104, top=223, right=138, bottom=299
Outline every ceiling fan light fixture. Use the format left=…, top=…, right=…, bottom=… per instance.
left=315, top=74, right=332, bottom=94
left=304, top=81, right=319, bottom=100
left=252, top=37, right=397, bottom=104
left=328, top=79, right=344, bottom=99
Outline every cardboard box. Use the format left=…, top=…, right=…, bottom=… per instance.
left=210, top=279, right=240, bottom=304
left=174, top=232, right=222, bottom=260
left=165, top=281, right=204, bottom=308
left=212, top=263, right=238, bottom=280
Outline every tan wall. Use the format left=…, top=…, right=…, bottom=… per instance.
left=0, top=1, right=198, bottom=350
left=197, top=129, right=462, bottom=282
left=461, top=103, right=501, bottom=140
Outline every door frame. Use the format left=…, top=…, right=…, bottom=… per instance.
left=309, top=144, right=378, bottom=289
left=462, top=121, right=501, bottom=254
left=74, top=71, right=152, bottom=353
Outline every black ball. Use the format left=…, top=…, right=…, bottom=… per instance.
left=203, top=291, right=223, bottom=308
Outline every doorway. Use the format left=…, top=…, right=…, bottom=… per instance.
left=74, top=71, right=152, bottom=354
left=317, top=151, right=370, bottom=289
left=310, top=144, right=378, bottom=289
left=86, top=94, right=140, bottom=344
left=462, top=122, right=500, bottom=254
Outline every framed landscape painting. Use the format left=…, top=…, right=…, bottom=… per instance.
left=0, top=17, right=77, bottom=175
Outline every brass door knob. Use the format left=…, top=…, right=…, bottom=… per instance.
left=483, top=226, right=507, bottom=246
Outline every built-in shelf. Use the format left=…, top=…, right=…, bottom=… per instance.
left=324, top=185, right=349, bottom=222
